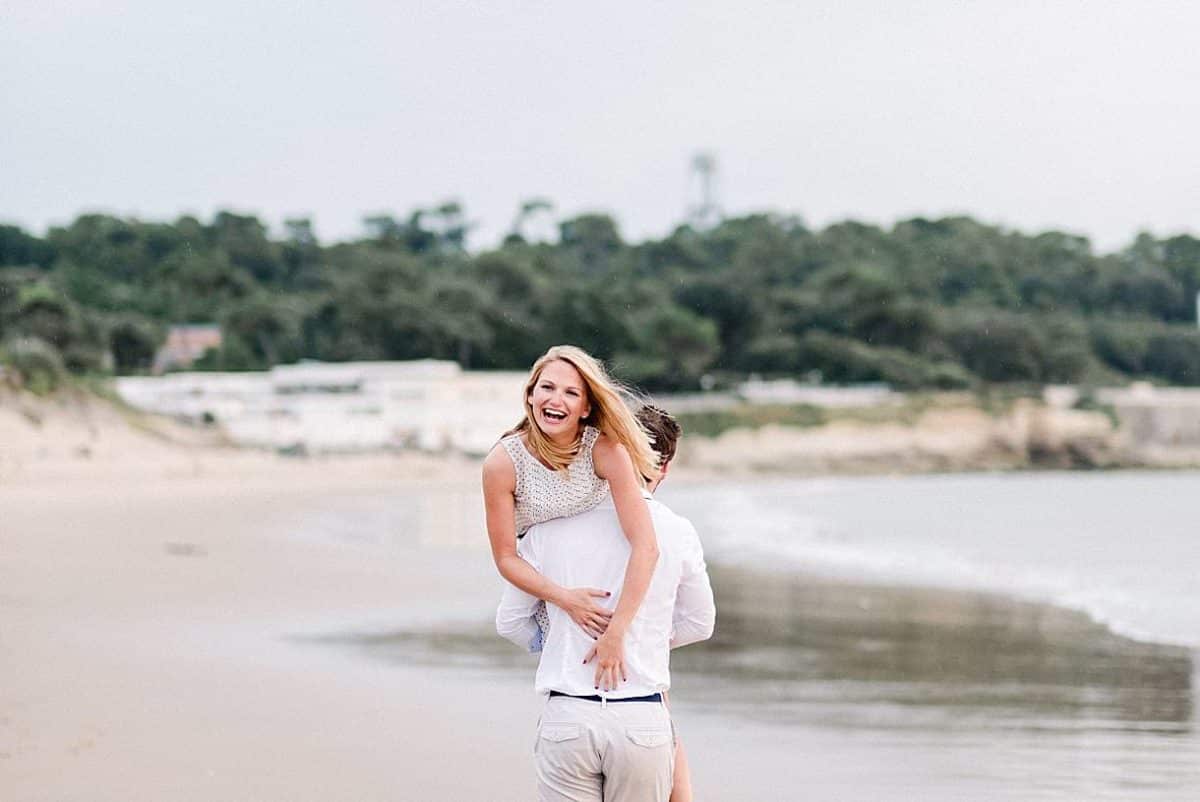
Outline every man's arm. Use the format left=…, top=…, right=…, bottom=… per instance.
left=495, top=540, right=545, bottom=653
left=670, top=520, right=716, bottom=649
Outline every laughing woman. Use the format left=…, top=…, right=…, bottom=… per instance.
left=482, top=345, right=694, bottom=799
left=482, top=344, right=661, bottom=692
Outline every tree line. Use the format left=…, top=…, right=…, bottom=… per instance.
left=2, top=206, right=1199, bottom=393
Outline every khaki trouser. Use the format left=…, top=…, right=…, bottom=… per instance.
left=534, top=695, right=675, bottom=802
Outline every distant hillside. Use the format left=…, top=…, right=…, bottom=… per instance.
left=2, top=210, right=1199, bottom=392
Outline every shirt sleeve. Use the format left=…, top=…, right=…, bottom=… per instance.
left=494, top=538, right=545, bottom=653
left=670, top=520, right=716, bottom=649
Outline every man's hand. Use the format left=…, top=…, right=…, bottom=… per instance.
left=555, top=587, right=612, bottom=638
left=583, top=627, right=628, bottom=692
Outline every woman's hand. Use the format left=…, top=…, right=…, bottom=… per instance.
left=583, top=626, right=628, bottom=692
left=556, top=587, right=613, bottom=638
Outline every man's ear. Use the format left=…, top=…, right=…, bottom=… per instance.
left=659, top=460, right=671, bottom=481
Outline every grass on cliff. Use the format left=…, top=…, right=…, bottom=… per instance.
left=674, top=393, right=978, bottom=438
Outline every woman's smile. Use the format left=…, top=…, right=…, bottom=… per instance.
left=528, top=359, right=591, bottom=439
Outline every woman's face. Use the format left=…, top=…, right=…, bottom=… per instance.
left=527, top=359, right=591, bottom=441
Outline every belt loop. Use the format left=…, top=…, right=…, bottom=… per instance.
left=601, top=694, right=608, bottom=710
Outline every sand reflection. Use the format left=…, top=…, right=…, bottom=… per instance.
left=323, top=560, right=1193, bottom=735
left=676, top=564, right=1194, bottom=733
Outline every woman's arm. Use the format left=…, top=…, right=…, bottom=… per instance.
left=586, top=435, right=660, bottom=690
left=482, top=446, right=612, bottom=637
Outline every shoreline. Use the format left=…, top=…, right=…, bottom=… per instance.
left=696, top=475, right=1200, bottom=653
left=316, top=563, right=1199, bottom=685
left=4, top=385, right=1195, bottom=658
left=4, top=387, right=1195, bottom=657
left=4, top=458, right=1197, bottom=799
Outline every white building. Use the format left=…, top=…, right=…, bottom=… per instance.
left=115, top=360, right=526, bottom=455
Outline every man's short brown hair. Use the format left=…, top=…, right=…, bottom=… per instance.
left=636, top=404, right=681, bottom=468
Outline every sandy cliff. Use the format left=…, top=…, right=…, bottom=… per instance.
left=675, top=401, right=1165, bottom=475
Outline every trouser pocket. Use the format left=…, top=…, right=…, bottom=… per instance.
left=603, top=723, right=675, bottom=801
left=535, top=722, right=582, bottom=755
left=535, top=722, right=598, bottom=801
left=624, top=725, right=672, bottom=749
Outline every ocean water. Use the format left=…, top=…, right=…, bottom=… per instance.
left=659, top=471, right=1200, bottom=650
left=306, top=470, right=1200, bottom=798
left=653, top=471, right=1200, bottom=797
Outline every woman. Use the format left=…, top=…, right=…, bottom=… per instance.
left=482, top=345, right=660, bottom=691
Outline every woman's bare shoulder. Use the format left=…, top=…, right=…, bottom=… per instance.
left=482, top=443, right=517, bottom=488
left=591, top=431, right=631, bottom=478
left=592, top=430, right=627, bottom=456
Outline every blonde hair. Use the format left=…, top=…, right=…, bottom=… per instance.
left=508, top=345, right=657, bottom=477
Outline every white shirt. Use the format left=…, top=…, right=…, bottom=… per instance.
left=495, top=492, right=716, bottom=697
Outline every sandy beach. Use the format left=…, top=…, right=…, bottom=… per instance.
left=0, top=456, right=544, bottom=801
left=4, top=395, right=1198, bottom=800
left=0, top=455, right=941, bottom=802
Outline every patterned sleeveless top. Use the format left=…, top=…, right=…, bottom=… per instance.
left=500, top=425, right=611, bottom=536
left=500, top=425, right=611, bottom=649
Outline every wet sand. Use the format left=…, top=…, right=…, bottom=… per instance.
left=339, top=565, right=1199, bottom=800
left=1, top=462, right=542, bottom=801
left=3, top=460, right=1198, bottom=800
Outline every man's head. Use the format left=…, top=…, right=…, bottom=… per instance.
left=636, top=404, right=681, bottom=492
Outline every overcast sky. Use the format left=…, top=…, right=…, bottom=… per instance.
left=3, top=1, right=1198, bottom=252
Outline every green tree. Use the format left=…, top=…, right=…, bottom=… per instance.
left=0, top=224, right=56, bottom=268
left=1145, top=329, right=1200, bottom=383
left=210, top=211, right=283, bottom=284
left=614, top=304, right=719, bottom=390
left=943, top=310, right=1044, bottom=383
left=109, top=316, right=162, bottom=373
left=559, top=214, right=622, bottom=274
left=220, top=295, right=303, bottom=367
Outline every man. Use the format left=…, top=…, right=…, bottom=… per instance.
left=496, top=406, right=716, bottom=802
